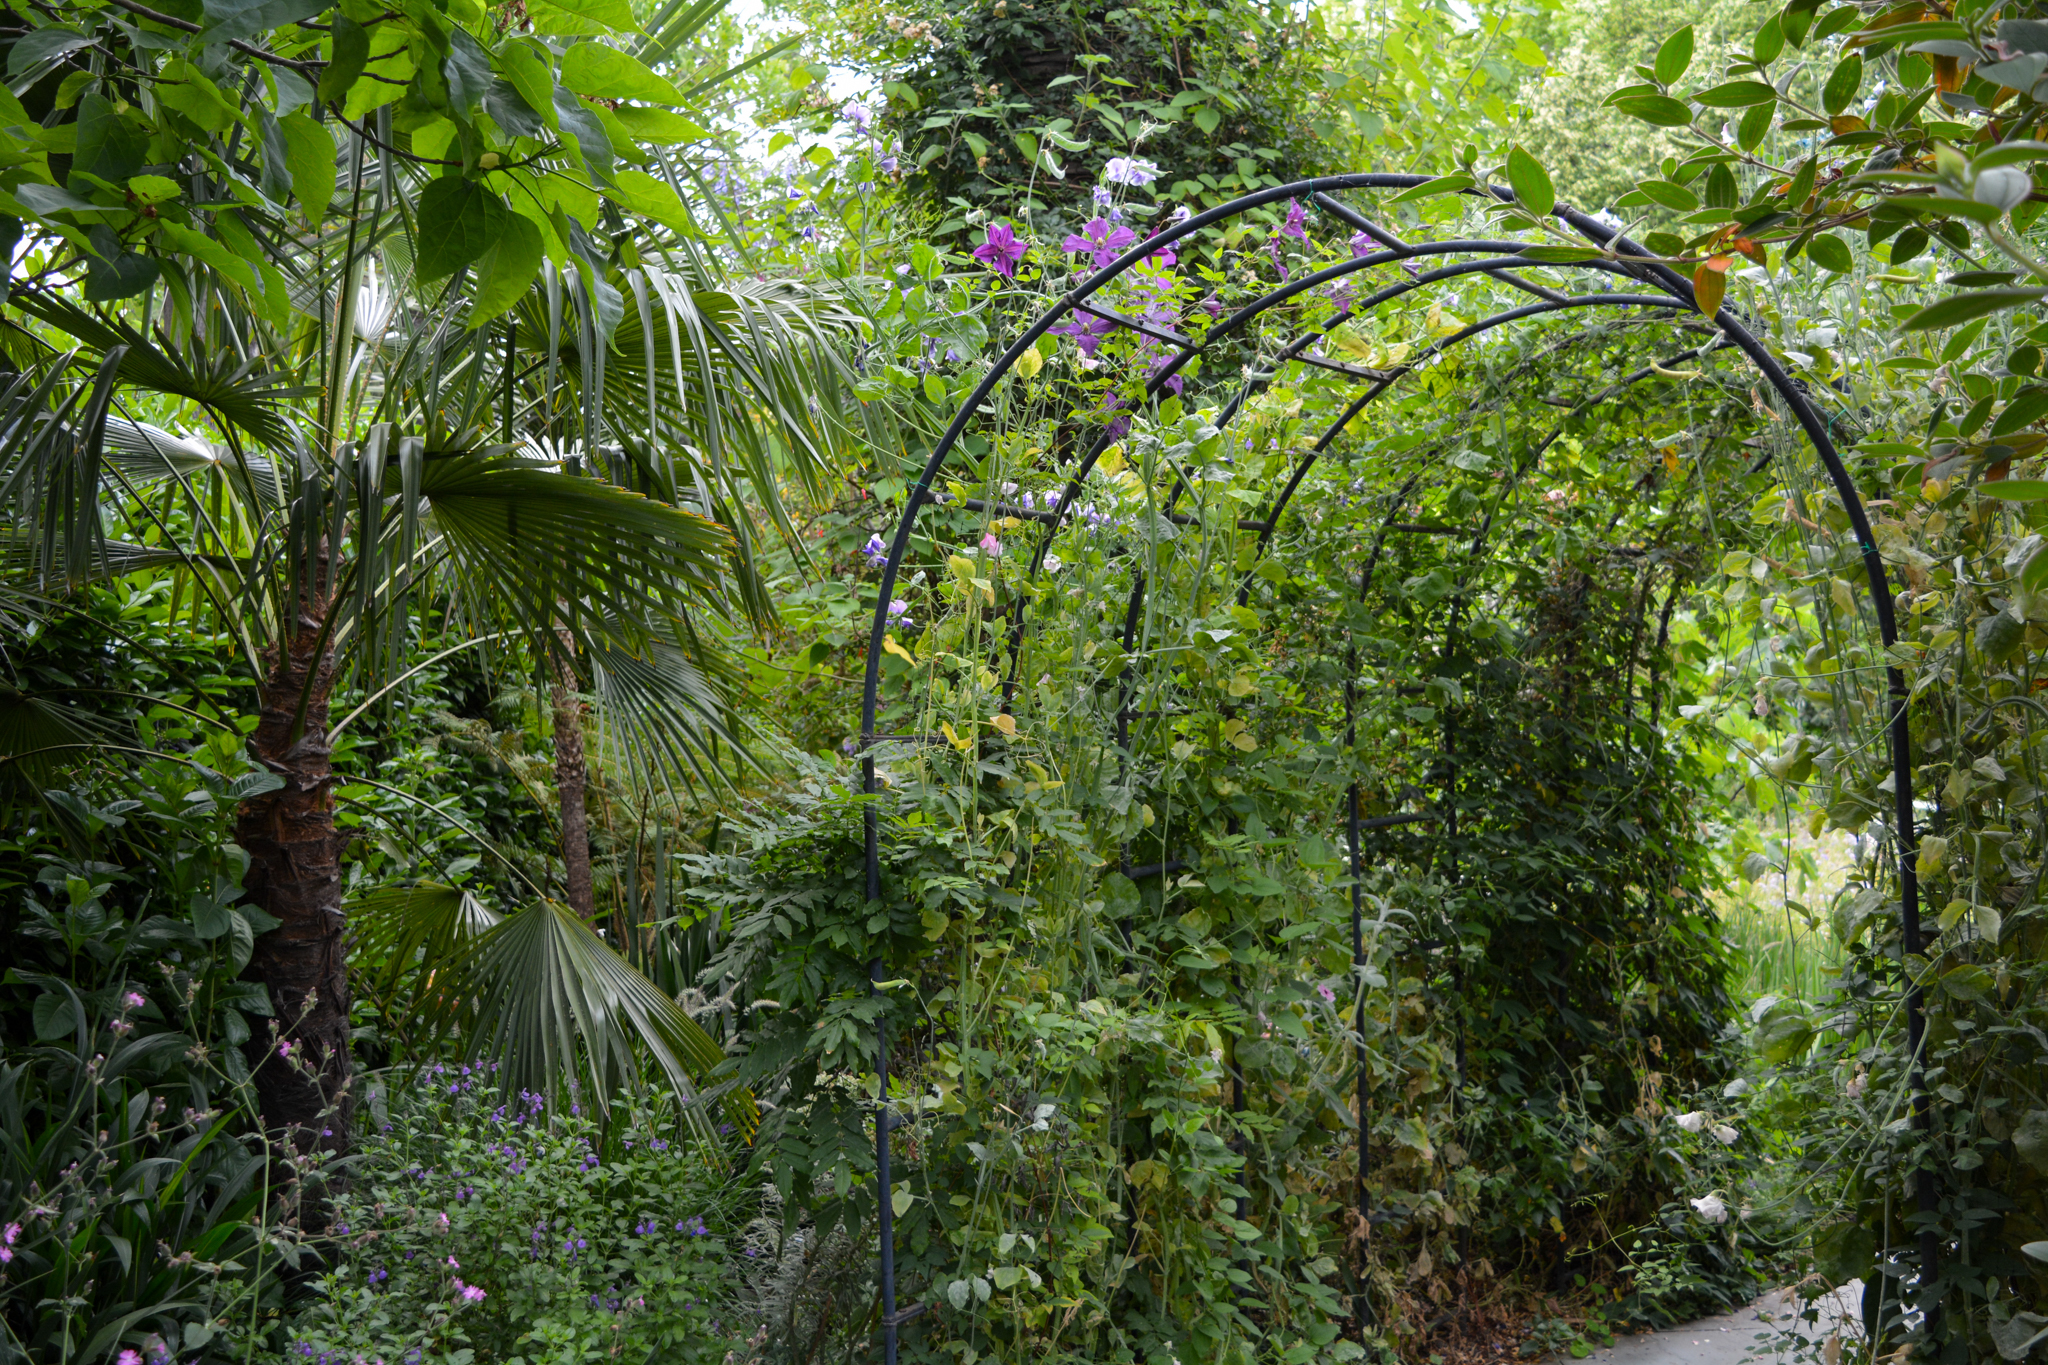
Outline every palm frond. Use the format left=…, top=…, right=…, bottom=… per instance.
left=586, top=620, right=751, bottom=792
left=8, top=288, right=300, bottom=451
left=352, top=884, right=754, bottom=1135
left=419, top=447, right=737, bottom=647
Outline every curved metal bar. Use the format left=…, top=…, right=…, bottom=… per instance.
left=1246, top=294, right=1694, bottom=559
left=856, top=174, right=1934, bottom=1352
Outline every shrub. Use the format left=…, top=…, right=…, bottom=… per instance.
left=1, top=764, right=294, bottom=1365
left=281, top=1075, right=743, bottom=1365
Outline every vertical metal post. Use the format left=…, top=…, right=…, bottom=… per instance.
left=1345, top=589, right=1371, bottom=1340
left=864, top=761, right=899, bottom=1365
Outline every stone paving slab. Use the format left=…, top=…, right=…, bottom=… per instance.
left=1563, top=1284, right=1863, bottom=1365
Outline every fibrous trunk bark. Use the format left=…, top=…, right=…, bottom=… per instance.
left=552, top=658, right=596, bottom=919
left=236, top=573, right=352, bottom=1229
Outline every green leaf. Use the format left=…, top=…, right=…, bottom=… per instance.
left=467, top=211, right=543, bottom=327
left=318, top=16, right=369, bottom=107
left=612, top=105, right=707, bottom=144
left=1900, top=287, right=2048, bottom=331
left=1991, top=387, right=2048, bottom=438
left=1787, top=155, right=1817, bottom=208
left=528, top=0, right=638, bottom=36
left=1608, top=94, right=1695, bottom=127
left=1812, top=1222, right=1875, bottom=1286
left=1753, top=13, right=1785, bottom=65
left=1638, top=179, right=1701, bottom=211
left=196, top=0, right=329, bottom=50
left=126, top=174, right=180, bottom=205
left=1695, top=80, right=1778, bottom=107
left=608, top=167, right=694, bottom=233
left=560, top=42, right=684, bottom=104
left=1655, top=25, right=1694, bottom=84
left=279, top=111, right=335, bottom=224
left=1806, top=232, right=1853, bottom=272
left=1387, top=173, right=1472, bottom=203
left=79, top=223, right=151, bottom=303
left=1977, top=478, right=2048, bottom=500
left=31, top=989, right=80, bottom=1041
left=1505, top=145, right=1553, bottom=217
left=497, top=39, right=559, bottom=132
left=1737, top=100, right=1775, bottom=151
left=9, top=27, right=91, bottom=78
left=414, top=176, right=507, bottom=281
left=1822, top=54, right=1863, bottom=116
left=1974, top=140, right=2048, bottom=171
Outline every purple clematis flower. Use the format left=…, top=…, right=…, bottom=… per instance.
left=1062, top=217, right=1138, bottom=269
left=1281, top=198, right=1308, bottom=239
left=1049, top=309, right=1116, bottom=359
left=1350, top=229, right=1374, bottom=258
left=972, top=223, right=1027, bottom=279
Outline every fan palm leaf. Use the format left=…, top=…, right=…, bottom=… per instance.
left=349, top=883, right=753, bottom=1137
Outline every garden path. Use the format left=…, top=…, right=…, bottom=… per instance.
left=1563, top=1283, right=1862, bottom=1364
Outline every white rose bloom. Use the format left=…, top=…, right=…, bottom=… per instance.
left=1676, top=1111, right=1707, bottom=1133
left=1690, top=1194, right=1728, bottom=1224
left=1713, top=1124, right=1739, bottom=1145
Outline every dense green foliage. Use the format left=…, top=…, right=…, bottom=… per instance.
left=11, top=0, right=2048, bottom=1358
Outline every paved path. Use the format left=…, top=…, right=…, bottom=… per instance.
left=1567, top=1284, right=1862, bottom=1364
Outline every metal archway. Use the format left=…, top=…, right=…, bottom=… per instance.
left=855, top=174, right=1932, bottom=1359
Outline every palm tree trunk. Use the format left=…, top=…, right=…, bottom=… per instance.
left=236, top=577, right=352, bottom=1225
left=553, top=660, right=596, bottom=918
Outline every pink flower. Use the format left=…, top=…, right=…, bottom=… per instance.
left=978, top=533, right=1002, bottom=557
left=1317, top=984, right=1336, bottom=1003
left=277, top=1041, right=293, bottom=1058
left=122, top=992, right=145, bottom=1010
left=0, top=1247, right=12, bottom=1265
left=1061, top=216, right=1137, bottom=269
left=452, top=1276, right=487, bottom=1303
left=117, top=1352, right=142, bottom=1365
left=971, top=223, right=1027, bottom=279
left=3, top=1224, right=18, bottom=1246
left=447, top=1256, right=460, bottom=1268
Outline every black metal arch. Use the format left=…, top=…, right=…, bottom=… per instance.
left=855, top=174, right=1931, bottom=1359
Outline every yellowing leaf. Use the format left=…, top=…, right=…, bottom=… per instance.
left=990, top=713, right=1017, bottom=737
left=941, top=721, right=971, bottom=752
left=882, top=633, right=917, bottom=664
